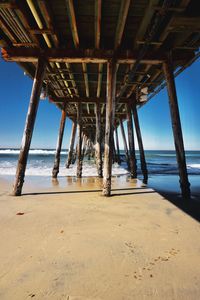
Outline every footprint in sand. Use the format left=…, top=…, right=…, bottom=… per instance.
left=133, top=248, right=180, bottom=281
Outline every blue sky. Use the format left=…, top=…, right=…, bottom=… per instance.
left=0, top=57, right=199, bottom=150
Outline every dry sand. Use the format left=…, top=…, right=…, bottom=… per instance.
left=0, top=175, right=200, bottom=300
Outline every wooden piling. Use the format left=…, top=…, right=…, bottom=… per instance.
left=95, top=102, right=103, bottom=177
left=77, top=102, right=83, bottom=178
left=115, top=127, right=121, bottom=164
left=12, top=57, right=46, bottom=196
left=126, top=104, right=137, bottom=178
left=66, top=120, right=77, bottom=168
left=52, top=109, right=66, bottom=178
left=112, top=134, right=117, bottom=163
left=119, top=118, right=130, bottom=170
left=132, top=102, right=148, bottom=183
left=102, top=60, right=117, bottom=196
left=163, top=53, right=190, bottom=199
left=82, top=133, right=87, bottom=159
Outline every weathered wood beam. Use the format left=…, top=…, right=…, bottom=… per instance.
left=3, top=48, right=193, bottom=64
left=0, top=2, right=17, bottom=9
left=52, top=110, right=66, bottom=178
left=77, top=102, right=83, bottom=178
left=66, top=1, right=90, bottom=111
left=0, top=15, right=17, bottom=44
left=132, top=102, right=148, bottom=183
left=14, top=0, right=41, bottom=46
left=82, top=62, right=90, bottom=113
left=52, top=96, right=131, bottom=104
left=114, top=0, right=130, bottom=49
left=37, top=0, right=59, bottom=47
left=66, top=120, right=77, bottom=168
left=66, top=112, right=127, bottom=118
left=12, top=57, right=46, bottom=196
left=112, top=134, right=117, bottom=164
left=163, top=53, right=190, bottom=199
left=66, top=0, right=80, bottom=48
left=103, top=61, right=117, bottom=196
left=95, top=0, right=101, bottom=49
left=97, top=63, right=103, bottom=97
left=134, top=0, right=160, bottom=49
left=126, top=104, right=137, bottom=178
left=95, top=0, right=103, bottom=99
left=119, top=119, right=130, bottom=170
left=115, top=127, right=121, bottom=164
left=95, top=102, right=103, bottom=177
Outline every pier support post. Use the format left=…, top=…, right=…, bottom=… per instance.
left=119, top=118, right=130, bottom=170
left=115, top=127, right=121, bottom=164
left=102, top=60, right=117, bottom=196
left=163, top=53, right=190, bottom=199
left=52, top=109, right=66, bottom=178
left=66, top=120, right=77, bottom=168
left=77, top=102, right=83, bottom=178
left=95, top=102, right=103, bottom=177
left=12, top=57, right=46, bottom=196
left=112, top=135, right=117, bottom=163
left=127, top=104, right=137, bottom=178
left=132, top=102, right=148, bottom=183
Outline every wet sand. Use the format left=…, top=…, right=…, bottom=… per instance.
left=0, top=175, right=200, bottom=299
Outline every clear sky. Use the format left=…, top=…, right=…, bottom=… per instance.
left=0, top=57, right=199, bottom=150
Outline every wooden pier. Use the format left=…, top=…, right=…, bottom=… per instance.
left=1, top=0, right=199, bottom=198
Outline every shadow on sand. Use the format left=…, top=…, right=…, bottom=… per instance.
left=156, top=190, right=200, bottom=223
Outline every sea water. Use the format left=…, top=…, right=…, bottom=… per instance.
left=0, top=149, right=199, bottom=177
left=0, top=149, right=199, bottom=195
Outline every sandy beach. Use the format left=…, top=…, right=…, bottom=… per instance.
left=0, top=175, right=200, bottom=300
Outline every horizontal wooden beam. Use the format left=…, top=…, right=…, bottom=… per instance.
left=51, top=96, right=134, bottom=104
left=29, top=29, right=54, bottom=35
left=2, top=48, right=193, bottom=64
left=0, top=2, right=17, bottom=9
left=67, top=113, right=127, bottom=118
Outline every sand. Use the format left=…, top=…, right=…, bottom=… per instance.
left=0, top=175, right=200, bottom=300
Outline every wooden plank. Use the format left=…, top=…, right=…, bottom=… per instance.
left=0, top=16, right=17, bottom=44
left=126, top=104, right=137, bottom=178
left=52, top=110, right=66, bottom=178
left=66, top=120, right=77, bottom=168
left=95, top=0, right=101, bottom=49
left=12, top=57, right=46, bottom=196
left=163, top=53, right=190, bottom=199
left=114, top=0, right=130, bottom=49
left=102, top=61, right=117, bottom=196
left=37, top=0, right=59, bottom=47
left=134, top=0, right=160, bottom=48
left=66, top=0, right=80, bottom=48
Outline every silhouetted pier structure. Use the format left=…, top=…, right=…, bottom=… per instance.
left=1, top=0, right=199, bottom=198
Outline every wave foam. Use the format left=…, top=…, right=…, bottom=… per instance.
left=0, top=149, right=67, bottom=155
left=187, top=164, right=200, bottom=169
left=0, top=162, right=129, bottom=177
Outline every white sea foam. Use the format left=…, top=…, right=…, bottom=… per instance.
left=187, top=164, right=200, bottom=169
left=0, top=149, right=67, bottom=155
left=0, top=162, right=129, bottom=177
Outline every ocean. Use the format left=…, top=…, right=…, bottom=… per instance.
left=0, top=149, right=199, bottom=195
